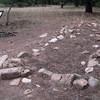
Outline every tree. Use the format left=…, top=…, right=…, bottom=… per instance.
left=74, top=0, right=80, bottom=7
left=6, top=0, right=14, bottom=26
left=85, top=0, right=93, bottom=13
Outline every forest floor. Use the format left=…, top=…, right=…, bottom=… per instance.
left=0, top=6, right=100, bottom=100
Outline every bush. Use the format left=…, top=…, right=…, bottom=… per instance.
left=95, top=1, right=100, bottom=7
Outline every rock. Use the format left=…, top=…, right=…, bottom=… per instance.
left=3, top=58, right=23, bottom=68
left=2, top=61, right=9, bottom=68
left=96, top=50, right=100, bottom=57
left=51, top=74, right=62, bottom=82
left=91, top=23, right=97, bottom=27
left=89, top=53, right=97, bottom=59
left=76, top=33, right=81, bottom=35
left=0, top=55, right=8, bottom=68
left=27, top=94, right=33, bottom=98
left=81, top=61, right=86, bottom=66
left=32, top=49, right=39, bottom=52
left=88, top=76, right=99, bottom=88
left=38, top=68, right=53, bottom=76
left=6, top=58, right=24, bottom=68
left=53, top=47, right=59, bottom=50
left=85, top=67, right=94, bottom=73
left=8, top=63, right=20, bottom=68
left=0, top=67, right=24, bottom=80
left=49, top=38, right=58, bottom=43
left=9, top=78, right=21, bottom=86
left=22, top=78, right=31, bottom=84
left=95, top=37, right=100, bottom=41
left=87, top=58, right=98, bottom=67
left=39, top=33, right=48, bottom=38
left=53, top=88, right=59, bottom=92
left=81, top=50, right=90, bottom=54
left=70, top=35, right=76, bottom=39
left=35, top=84, right=41, bottom=88
left=8, top=58, right=22, bottom=64
left=90, top=34, right=94, bottom=37
left=92, top=29, right=97, bottom=32
left=92, top=45, right=99, bottom=49
left=32, top=49, right=40, bottom=56
left=44, top=43, right=49, bottom=47
left=60, top=27, right=65, bottom=34
left=51, top=73, right=77, bottom=86
left=59, top=74, right=75, bottom=86
left=24, top=89, right=32, bottom=95
left=57, top=35, right=64, bottom=40
left=21, top=69, right=31, bottom=77
left=17, top=51, right=32, bottom=58
left=41, top=47, right=45, bottom=51
left=68, top=29, right=74, bottom=33
left=73, top=79, right=88, bottom=89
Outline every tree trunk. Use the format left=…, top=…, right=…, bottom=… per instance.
left=6, top=0, right=14, bottom=26
left=74, top=0, right=80, bottom=7
left=6, top=5, right=12, bottom=26
left=85, top=0, right=93, bottom=13
left=61, top=4, right=64, bottom=8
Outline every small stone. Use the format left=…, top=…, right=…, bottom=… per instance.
left=96, top=50, right=100, bottom=57
left=76, top=33, right=81, bottom=35
left=81, top=61, right=86, bottom=66
left=32, top=49, right=40, bottom=56
left=92, top=45, right=99, bottom=49
left=27, top=94, right=33, bottom=98
left=36, top=84, right=41, bottom=88
left=0, top=55, right=8, bottom=68
left=81, top=50, right=90, bottom=54
left=57, top=35, right=64, bottom=40
left=39, top=33, right=48, bottom=38
left=21, top=69, right=31, bottom=77
left=24, top=89, right=32, bottom=95
left=73, top=79, right=88, bottom=89
left=96, top=37, right=100, bottom=41
left=44, top=43, right=49, bottom=47
left=92, top=29, right=97, bottom=31
left=53, top=88, right=59, bottom=92
left=32, top=49, right=39, bottom=53
left=88, top=76, right=99, bottom=87
left=68, top=29, right=74, bottom=33
left=41, top=47, right=45, bottom=51
left=91, top=23, right=97, bottom=27
left=38, top=68, right=53, bottom=76
left=53, top=47, right=59, bottom=50
left=22, top=78, right=31, bottom=84
left=90, top=34, right=94, bottom=37
left=85, top=67, right=94, bottom=73
left=87, top=59, right=98, bottom=67
left=49, top=38, right=58, bottom=43
left=70, top=35, right=76, bottom=39
left=17, top=51, right=32, bottom=58
left=9, top=78, right=21, bottom=86
left=51, top=74, right=62, bottom=81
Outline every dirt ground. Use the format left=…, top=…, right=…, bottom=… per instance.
left=0, top=6, right=100, bottom=100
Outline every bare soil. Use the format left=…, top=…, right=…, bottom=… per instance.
left=0, top=6, right=100, bottom=100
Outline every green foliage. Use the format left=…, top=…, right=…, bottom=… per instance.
left=0, top=0, right=99, bottom=7
left=95, top=1, right=100, bottom=7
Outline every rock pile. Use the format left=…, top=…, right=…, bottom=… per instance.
left=0, top=51, right=36, bottom=81
left=38, top=68, right=99, bottom=90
